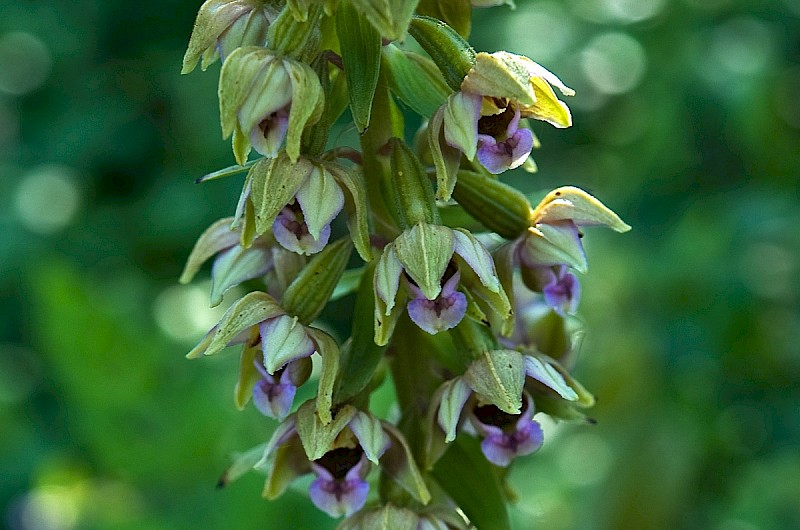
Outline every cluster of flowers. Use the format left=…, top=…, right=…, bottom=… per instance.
left=180, top=0, right=629, bottom=527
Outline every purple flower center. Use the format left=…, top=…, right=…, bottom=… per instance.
left=309, top=447, right=370, bottom=518
left=273, top=203, right=330, bottom=255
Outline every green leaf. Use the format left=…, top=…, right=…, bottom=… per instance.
left=336, top=261, right=389, bottom=401
left=282, top=237, right=353, bottom=324
left=216, top=442, right=268, bottom=489
left=336, top=0, right=381, bottom=133
left=433, top=436, right=511, bottom=530
left=331, top=266, right=365, bottom=302
left=382, top=44, right=449, bottom=118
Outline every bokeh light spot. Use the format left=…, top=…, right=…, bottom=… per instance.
left=581, top=32, right=647, bottom=95
left=153, top=282, right=233, bottom=343
left=507, top=3, right=575, bottom=63
left=0, top=32, right=52, bottom=95
left=602, top=0, right=666, bottom=23
left=709, top=17, right=773, bottom=76
left=14, top=165, right=82, bottom=234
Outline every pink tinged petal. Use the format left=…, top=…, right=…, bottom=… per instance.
left=238, top=60, right=292, bottom=135
left=524, top=356, right=579, bottom=401
left=479, top=418, right=543, bottom=467
left=476, top=127, right=534, bottom=174
left=452, top=230, right=501, bottom=292
left=443, top=91, right=482, bottom=160
left=542, top=267, right=580, bottom=315
left=407, top=273, right=467, bottom=335
left=272, top=207, right=331, bottom=255
left=437, top=377, right=473, bottom=443
left=259, top=315, right=316, bottom=374
left=349, top=412, right=391, bottom=464
left=295, top=167, right=345, bottom=241
left=250, top=106, right=290, bottom=157
left=255, top=416, right=299, bottom=471
left=252, top=376, right=297, bottom=420
left=309, top=453, right=370, bottom=518
left=210, top=245, right=273, bottom=306
left=518, top=221, right=588, bottom=273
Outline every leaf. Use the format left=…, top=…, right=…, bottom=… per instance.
left=330, top=266, right=365, bottom=302
left=336, top=0, right=381, bottom=132
left=433, top=436, right=511, bottom=530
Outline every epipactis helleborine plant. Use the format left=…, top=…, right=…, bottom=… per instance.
left=179, top=1, right=630, bottom=528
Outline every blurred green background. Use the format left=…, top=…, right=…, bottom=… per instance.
left=2, top=1, right=799, bottom=529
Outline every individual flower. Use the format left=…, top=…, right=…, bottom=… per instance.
left=373, top=223, right=511, bottom=345
left=430, top=51, right=574, bottom=179
left=489, top=186, right=631, bottom=315
left=252, top=356, right=311, bottom=420
left=182, top=0, right=280, bottom=74
left=429, top=348, right=590, bottom=466
left=179, top=217, right=305, bottom=306
left=256, top=403, right=430, bottom=518
left=218, top=46, right=324, bottom=164
left=232, top=153, right=370, bottom=259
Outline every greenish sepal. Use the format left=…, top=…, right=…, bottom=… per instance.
left=283, top=59, right=325, bottom=162
left=491, top=241, right=517, bottom=329
left=219, top=47, right=274, bottom=138
left=282, top=237, right=352, bottom=324
left=338, top=505, right=421, bottom=530
left=382, top=44, right=450, bottom=118
left=408, top=15, right=476, bottom=92
left=187, top=291, right=284, bottom=359
left=534, top=395, right=595, bottom=423
left=267, top=3, right=321, bottom=60
left=531, top=186, right=631, bottom=232
left=524, top=223, right=588, bottom=273
left=427, top=105, right=462, bottom=201
left=248, top=153, right=313, bottom=236
left=380, top=422, right=432, bottom=505
left=260, top=314, right=313, bottom=373
left=453, top=170, right=532, bottom=239
left=195, top=160, right=256, bottom=184
left=388, top=138, right=439, bottom=227
left=432, top=437, right=511, bottom=530
left=336, top=0, right=381, bottom=133
left=306, top=327, right=340, bottom=425
left=350, top=0, right=419, bottom=40
left=338, top=262, right=389, bottom=400
left=262, top=428, right=309, bottom=499
left=436, top=377, right=471, bottom=443
left=234, top=344, right=260, bottom=409
left=455, top=255, right=513, bottom=334
left=416, top=0, right=472, bottom=38
left=523, top=355, right=577, bottom=401
left=350, top=411, right=389, bottom=464
left=180, top=217, right=239, bottom=284
left=526, top=353, right=595, bottom=407
left=464, top=349, right=524, bottom=414
left=297, top=163, right=344, bottom=240
left=518, top=307, right=572, bottom=361
left=442, top=91, right=479, bottom=160
left=328, top=163, right=372, bottom=261
left=216, top=441, right=269, bottom=489
left=393, top=223, right=454, bottom=300
left=296, top=400, right=358, bottom=461
left=209, top=243, right=271, bottom=307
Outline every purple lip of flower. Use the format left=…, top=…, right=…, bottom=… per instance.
left=476, top=106, right=533, bottom=174
left=470, top=395, right=543, bottom=467
left=542, top=266, right=580, bottom=315
left=250, top=106, right=290, bottom=157
left=406, top=270, right=468, bottom=335
left=272, top=204, right=331, bottom=255
left=309, top=447, right=370, bottom=518
left=251, top=360, right=297, bottom=420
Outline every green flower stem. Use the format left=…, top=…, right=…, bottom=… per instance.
left=358, top=77, right=401, bottom=240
